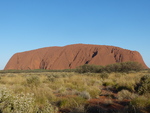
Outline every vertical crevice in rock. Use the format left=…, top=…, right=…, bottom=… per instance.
left=69, top=49, right=81, bottom=68
left=92, top=51, right=98, bottom=58
left=114, top=54, right=118, bottom=62
left=17, top=56, right=19, bottom=64
left=111, top=49, right=114, bottom=53
left=40, top=60, right=47, bottom=69
left=114, top=54, right=123, bottom=63
left=85, top=61, right=89, bottom=64
left=84, top=51, right=98, bottom=64
left=73, top=49, right=81, bottom=62
left=119, top=54, right=123, bottom=62
left=69, top=63, right=72, bottom=68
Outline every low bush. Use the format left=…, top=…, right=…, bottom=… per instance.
left=136, top=74, right=150, bottom=95
left=79, top=91, right=91, bottom=100
left=100, top=72, right=109, bottom=79
left=76, top=64, right=104, bottom=73
left=37, top=101, right=58, bottom=113
left=87, top=87, right=101, bottom=98
left=85, top=105, right=106, bottom=113
left=106, top=62, right=143, bottom=73
left=76, top=62, right=143, bottom=73
left=117, top=90, right=138, bottom=101
left=26, top=75, right=41, bottom=87
left=115, top=84, right=135, bottom=92
left=120, top=62, right=143, bottom=72
left=56, top=97, right=86, bottom=109
left=103, top=81, right=115, bottom=87
left=0, top=86, right=58, bottom=113
left=70, top=105, right=85, bottom=113
left=131, top=96, right=150, bottom=111
left=123, top=105, right=142, bottom=113
left=105, top=63, right=122, bottom=72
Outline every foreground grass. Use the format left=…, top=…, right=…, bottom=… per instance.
left=0, top=70, right=149, bottom=113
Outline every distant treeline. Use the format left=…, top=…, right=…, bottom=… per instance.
left=0, top=69, right=75, bottom=73
left=76, top=62, right=144, bottom=73
left=0, top=62, right=144, bottom=73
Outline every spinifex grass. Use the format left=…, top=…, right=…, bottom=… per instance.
left=0, top=71, right=149, bottom=112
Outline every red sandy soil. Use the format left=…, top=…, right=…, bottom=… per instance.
left=87, top=87, right=130, bottom=112
left=58, top=86, right=131, bottom=113
left=4, top=44, right=148, bottom=70
left=58, top=86, right=149, bottom=113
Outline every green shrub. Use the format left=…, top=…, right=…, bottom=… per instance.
left=123, top=105, right=142, bottom=113
left=47, top=76, right=56, bottom=82
left=0, top=86, right=58, bottom=113
left=131, top=96, right=150, bottom=110
left=115, top=84, right=135, bottom=92
left=105, top=62, right=143, bottom=73
left=103, top=82, right=114, bottom=87
left=105, top=63, right=121, bottom=72
left=85, top=105, right=105, bottom=113
left=0, top=87, right=13, bottom=112
left=0, top=87, right=35, bottom=113
left=37, top=101, right=58, bottom=113
left=13, top=92, right=35, bottom=113
left=76, top=62, right=143, bottom=73
left=79, top=91, right=91, bottom=100
left=70, top=105, right=85, bottom=113
left=56, top=99, right=68, bottom=108
left=56, top=97, right=86, bottom=109
left=26, top=75, right=41, bottom=87
left=136, top=74, right=150, bottom=95
left=76, top=64, right=104, bottom=73
left=87, top=88, right=101, bottom=98
left=147, top=69, right=150, bottom=73
left=99, top=72, right=109, bottom=79
left=120, top=62, right=143, bottom=72
left=117, top=90, right=138, bottom=101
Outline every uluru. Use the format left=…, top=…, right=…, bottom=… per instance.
left=4, top=44, right=148, bottom=70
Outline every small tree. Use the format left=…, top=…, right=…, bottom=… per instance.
left=105, top=63, right=121, bottom=72
left=120, top=62, right=143, bottom=72
left=76, top=64, right=104, bottom=73
left=76, top=62, right=143, bottom=73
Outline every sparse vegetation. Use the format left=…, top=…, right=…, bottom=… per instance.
left=0, top=63, right=149, bottom=113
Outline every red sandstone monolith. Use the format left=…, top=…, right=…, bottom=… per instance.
left=4, top=44, right=148, bottom=70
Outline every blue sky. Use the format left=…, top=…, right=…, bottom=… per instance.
left=0, top=0, right=150, bottom=70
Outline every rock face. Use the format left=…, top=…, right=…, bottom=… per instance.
left=4, top=44, right=148, bottom=70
